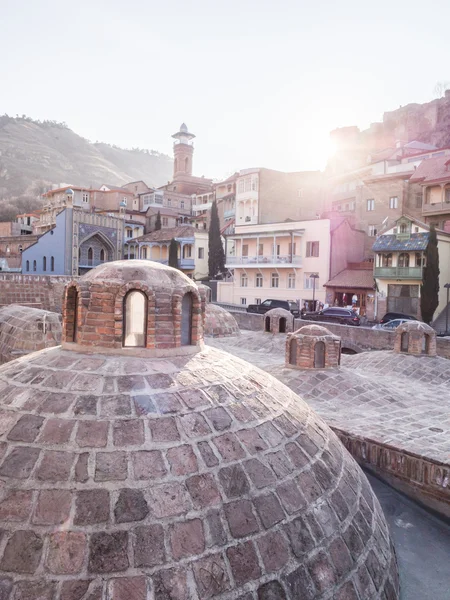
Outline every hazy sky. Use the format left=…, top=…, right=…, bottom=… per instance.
left=2, top=0, right=450, bottom=180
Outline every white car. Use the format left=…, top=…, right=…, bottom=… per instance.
left=372, top=318, right=412, bottom=331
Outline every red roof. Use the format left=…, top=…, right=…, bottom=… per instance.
left=325, top=268, right=374, bottom=290
left=410, top=155, right=450, bottom=184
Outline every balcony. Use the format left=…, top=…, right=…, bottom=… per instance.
left=193, top=202, right=212, bottom=213
left=374, top=266, right=423, bottom=280
left=422, top=201, right=450, bottom=215
left=224, top=208, right=235, bottom=218
left=226, top=255, right=302, bottom=268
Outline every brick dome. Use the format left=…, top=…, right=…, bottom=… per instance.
left=0, top=262, right=399, bottom=599
left=295, top=324, right=334, bottom=337
left=62, top=260, right=206, bottom=356
left=394, top=320, right=436, bottom=356
left=286, top=325, right=341, bottom=369
left=263, top=308, right=294, bottom=335
left=205, top=304, right=240, bottom=337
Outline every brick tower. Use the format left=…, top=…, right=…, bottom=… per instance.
left=172, top=122, right=195, bottom=180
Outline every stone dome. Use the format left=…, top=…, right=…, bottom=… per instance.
left=286, top=325, right=341, bottom=370
left=263, top=309, right=294, bottom=335
left=295, top=324, right=336, bottom=337
left=0, top=262, right=399, bottom=599
left=394, top=320, right=436, bottom=356
left=205, top=304, right=240, bottom=337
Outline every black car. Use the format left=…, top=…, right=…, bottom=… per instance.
left=246, top=299, right=300, bottom=317
left=303, top=307, right=360, bottom=326
left=379, top=312, right=416, bottom=324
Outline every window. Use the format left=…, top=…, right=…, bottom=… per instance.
left=271, top=273, right=279, bottom=288
left=400, top=223, right=407, bottom=234
left=415, top=252, right=424, bottom=267
left=389, top=196, right=398, bottom=209
left=26, top=260, right=29, bottom=272
left=181, top=292, right=193, bottom=345
left=242, top=244, right=249, bottom=257
left=100, top=249, right=105, bottom=262
left=141, top=247, right=148, bottom=259
left=162, top=217, right=169, bottom=226
left=82, top=193, right=89, bottom=203
left=33, top=260, right=36, bottom=272
left=367, top=199, right=375, bottom=211
left=240, top=274, right=248, bottom=287
left=258, top=243, right=264, bottom=256
left=123, top=290, right=147, bottom=347
left=43, top=256, right=47, bottom=271
left=445, top=188, right=450, bottom=203
left=167, top=198, right=172, bottom=207
left=398, top=253, right=410, bottom=267
left=368, top=226, right=378, bottom=237
left=180, top=200, right=185, bottom=209
left=288, top=273, right=296, bottom=289
left=306, top=241, right=319, bottom=257
left=51, top=256, right=54, bottom=272
left=416, top=194, right=422, bottom=208
left=240, top=297, right=247, bottom=305
left=255, top=273, right=263, bottom=287
left=251, top=177, right=258, bottom=191
left=88, top=248, right=93, bottom=264
left=276, top=244, right=281, bottom=257
left=414, top=226, right=419, bottom=233
left=122, top=197, right=128, bottom=205
left=304, top=274, right=319, bottom=289
left=381, top=253, right=392, bottom=267
left=255, top=298, right=261, bottom=304
left=126, top=229, right=132, bottom=239
left=198, top=247, right=204, bottom=259
left=297, top=189, right=303, bottom=199
left=183, top=245, right=192, bottom=258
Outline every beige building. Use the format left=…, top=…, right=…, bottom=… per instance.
left=373, top=216, right=450, bottom=322
left=124, top=225, right=208, bottom=280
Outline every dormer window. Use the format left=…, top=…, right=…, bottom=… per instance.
left=400, top=223, right=407, bottom=234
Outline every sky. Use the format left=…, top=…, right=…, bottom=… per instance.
left=1, top=0, right=450, bottom=180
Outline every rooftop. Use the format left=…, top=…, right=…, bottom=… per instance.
left=372, top=232, right=429, bottom=252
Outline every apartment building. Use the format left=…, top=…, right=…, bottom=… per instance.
left=409, top=154, right=450, bottom=231
left=373, top=216, right=450, bottom=321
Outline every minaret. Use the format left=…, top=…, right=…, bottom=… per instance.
left=172, top=123, right=195, bottom=179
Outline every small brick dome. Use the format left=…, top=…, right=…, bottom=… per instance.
left=62, top=260, right=206, bottom=356
left=394, top=320, right=436, bottom=356
left=286, top=325, right=341, bottom=369
left=0, top=262, right=399, bottom=599
left=263, top=308, right=294, bottom=334
left=204, top=304, right=240, bottom=337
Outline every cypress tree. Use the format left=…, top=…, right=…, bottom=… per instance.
left=169, top=238, right=179, bottom=269
left=420, top=224, right=440, bottom=324
left=208, top=200, right=225, bottom=278
left=155, top=210, right=162, bottom=231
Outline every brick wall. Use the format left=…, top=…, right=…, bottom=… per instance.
left=0, top=274, right=74, bottom=313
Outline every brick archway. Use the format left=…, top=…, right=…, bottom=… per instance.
left=114, top=282, right=156, bottom=349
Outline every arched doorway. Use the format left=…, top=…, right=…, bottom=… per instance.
left=401, top=332, right=409, bottom=352
left=123, top=290, right=147, bottom=347
left=314, top=341, right=325, bottom=368
left=289, top=339, right=297, bottom=365
left=66, top=287, right=78, bottom=343
left=279, top=317, right=286, bottom=333
left=422, top=334, right=430, bottom=355
left=181, top=293, right=193, bottom=345
left=265, top=316, right=270, bottom=332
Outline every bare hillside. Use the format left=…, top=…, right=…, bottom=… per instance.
left=0, top=116, right=172, bottom=219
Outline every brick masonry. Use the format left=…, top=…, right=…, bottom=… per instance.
left=204, top=303, right=240, bottom=338
left=285, top=325, right=341, bottom=369
left=0, top=261, right=399, bottom=599
left=263, top=308, right=294, bottom=335
left=0, top=305, right=62, bottom=364
left=0, top=274, right=72, bottom=313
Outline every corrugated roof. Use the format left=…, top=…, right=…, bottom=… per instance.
left=325, top=268, right=374, bottom=289
left=372, top=232, right=429, bottom=252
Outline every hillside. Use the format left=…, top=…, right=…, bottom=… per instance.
left=0, top=116, right=173, bottom=220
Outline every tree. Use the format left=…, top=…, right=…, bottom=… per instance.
left=155, top=210, right=162, bottom=231
left=208, top=200, right=225, bottom=278
left=169, top=238, right=179, bottom=269
left=421, top=224, right=440, bottom=324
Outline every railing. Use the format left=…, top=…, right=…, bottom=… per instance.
left=374, top=266, right=423, bottom=279
left=422, top=202, right=450, bottom=214
left=224, top=209, right=236, bottom=218
left=226, top=255, right=302, bottom=266
left=78, top=259, right=106, bottom=268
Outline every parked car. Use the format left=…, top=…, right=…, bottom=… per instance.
left=246, top=299, right=300, bottom=317
left=379, top=312, right=416, bottom=324
left=372, top=318, right=413, bottom=331
left=302, top=307, right=360, bottom=326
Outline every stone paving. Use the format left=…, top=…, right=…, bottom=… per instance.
left=207, top=333, right=450, bottom=468
left=0, top=344, right=398, bottom=599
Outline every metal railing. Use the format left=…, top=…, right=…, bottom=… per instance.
left=226, top=255, right=302, bottom=266
left=374, top=266, right=423, bottom=279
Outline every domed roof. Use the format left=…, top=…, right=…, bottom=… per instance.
left=0, top=262, right=398, bottom=598
left=265, top=307, right=293, bottom=319
left=294, top=324, right=337, bottom=337
left=65, top=188, right=74, bottom=195
left=204, top=303, right=240, bottom=337
left=180, top=122, right=188, bottom=132
left=396, top=320, right=435, bottom=334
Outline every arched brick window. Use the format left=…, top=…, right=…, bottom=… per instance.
left=314, top=341, right=325, bottom=368
left=422, top=334, right=430, bottom=355
left=123, top=290, right=147, bottom=347
left=289, top=338, right=297, bottom=365
left=181, top=292, right=193, bottom=345
left=279, top=317, right=286, bottom=333
left=265, top=316, right=270, bottom=333
left=65, top=287, right=79, bottom=343
left=401, top=332, right=409, bottom=352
